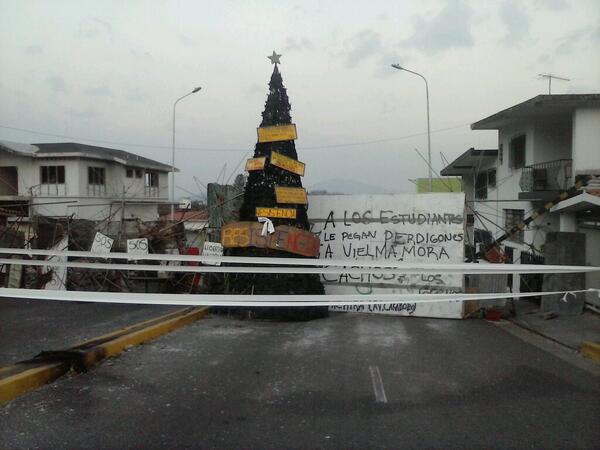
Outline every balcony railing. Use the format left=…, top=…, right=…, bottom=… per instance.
left=519, top=159, right=572, bottom=192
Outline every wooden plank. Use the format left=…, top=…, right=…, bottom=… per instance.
left=257, top=124, right=297, bottom=143
left=270, top=151, right=305, bottom=176
left=275, top=186, right=308, bottom=205
left=245, top=157, right=266, bottom=171
left=220, top=221, right=320, bottom=257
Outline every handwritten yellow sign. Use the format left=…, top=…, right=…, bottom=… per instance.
left=257, top=124, right=297, bottom=143
left=245, top=157, right=266, bottom=171
left=256, top=207, right=297, bottom=219
left=270, top=151, right=305, bottom=176
left=275, top=186, right=308, bottom=204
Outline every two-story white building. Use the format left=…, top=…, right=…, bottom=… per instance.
left=0, top=141, right=173, bottom=222
left=442, top=94, right=600, bottom=300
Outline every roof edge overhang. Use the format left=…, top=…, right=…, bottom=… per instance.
left=471, top=94, right=600, bottom=130
left=440, top=148, right=498, bottom=176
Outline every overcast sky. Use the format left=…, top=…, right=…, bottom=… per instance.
left=1, top=0, right=599, bottom=197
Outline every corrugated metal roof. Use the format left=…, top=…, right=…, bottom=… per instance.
left=0, top=140, right=39, bottom=155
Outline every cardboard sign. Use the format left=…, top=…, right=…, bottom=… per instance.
left=127, top=238, right=149, bottom=255
left=270, top=151, right=305, bottom=176
left=275, top=186, right=308, bottom=205
left=44, top=236, right=68, bottom=291
left=202, top=241, right=223, bottom=266
left=256, top=207, right=297, bottom=219
left=221, top=222, right=319, bottom=257
left=308, top=193, right=466, bottom=319
left=257, top=124, right=297, bottom=143
left=245, top=157, right=266, bottom=171
left=91, top=232, right=114, bottom=253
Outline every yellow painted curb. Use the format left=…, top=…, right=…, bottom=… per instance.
left=0, top=307, right=209, bottom=405
left=0, top=362, right=69, bottom=404
left=76, top=307, right=209, bottom=368
left=580, top=341, right=600, bottom=363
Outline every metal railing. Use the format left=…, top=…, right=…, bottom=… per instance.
left=519, top=159, right=572, bottom=192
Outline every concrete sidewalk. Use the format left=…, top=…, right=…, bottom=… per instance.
left=0, top=297, right=180, bottom=365
left=510, top=299, right=600, bottom=355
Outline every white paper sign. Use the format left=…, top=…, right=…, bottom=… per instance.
left=308, top=193, right=466, bottom=319
left=91, top=232, right=114, bottom=253
left=202, top=241, right=223, bottom=266
left=44, top=236, right=68, bottom=290
left=127, top=238, right=149, bottom=255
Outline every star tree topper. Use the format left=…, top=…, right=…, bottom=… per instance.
left=268, top=50, right=282, bottom=65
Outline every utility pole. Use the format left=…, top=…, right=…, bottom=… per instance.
left=391, top=64, right=432, bottom=192
left=538, top=73, right=570, bottom=94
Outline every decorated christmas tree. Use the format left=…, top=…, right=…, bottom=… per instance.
left=221, top=51, right=327, bottom=320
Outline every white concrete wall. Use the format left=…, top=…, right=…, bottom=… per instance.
left=572, top=108, right=600, bottom=175
left=579, top=226, right=600, bottom=306
left=308, top=193, right=466, bottom=319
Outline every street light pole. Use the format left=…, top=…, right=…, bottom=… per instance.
left=391, top=64, right=432, bottom=192
left=171, top=87, right=201, bottom=221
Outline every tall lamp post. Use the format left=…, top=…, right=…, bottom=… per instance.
left=171, top=87, right=202, bottom=220
left=391, top=64, right=432, bottom=192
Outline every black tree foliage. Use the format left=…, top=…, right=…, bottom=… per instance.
left=226, top=64, right=327, bottom=321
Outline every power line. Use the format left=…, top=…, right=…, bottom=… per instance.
left=0, top=122, right=471, bottom=152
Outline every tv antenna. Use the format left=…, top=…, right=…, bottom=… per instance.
left=538, top=73, right=570, bottom=94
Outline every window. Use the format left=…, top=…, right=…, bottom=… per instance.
left=126, top=168, right=134, bottom=178
left=135, top=169, right=143, bottom=178
left=487, top=169, right=496, bottom=187
left=40, top=166, right=65, bottom=184
left=499, top=143, right=503, bottom=165
left=475, top=171, right=487, bottom=200
left=88, top=167, right=105, bottom=185
left=504, top=209, right=524, bottom=242
left=145, top=171, right=159, bottom=187
left=509, top=135, right=526, bottom=169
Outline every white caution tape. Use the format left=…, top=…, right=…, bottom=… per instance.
left=0, top=257, right=597, bottom=275
left=0, top=288, right=595, bottom=307
left=2, top=247, right=599, bottom=273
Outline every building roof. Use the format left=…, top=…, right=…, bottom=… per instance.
left=0, top=140, right=175, bottom=172
left=471, top=94, right=600, bottom=130
left=34, top=142, right=175, bottom=172
left=440, top=148, right=498, bottom=176
left=0, top=140, right=38, bottom=155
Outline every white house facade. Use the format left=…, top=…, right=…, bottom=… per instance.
left=0, top=141, right=173, bottom=222
left=442, top=94, right=600, bottom=298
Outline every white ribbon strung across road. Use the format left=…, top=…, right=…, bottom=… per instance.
left=0, top=257, right=597, bottom=276
left=0, top=288, right=596, bottom=307
left=3, top=247, right=599, bottom=273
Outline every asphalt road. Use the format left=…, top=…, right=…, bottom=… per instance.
left=0, top=297, right=180, bottom=365
left=1, top=312, right=599, bottom=449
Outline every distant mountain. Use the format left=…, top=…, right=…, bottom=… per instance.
left=307, top=178, right=394, bottom=195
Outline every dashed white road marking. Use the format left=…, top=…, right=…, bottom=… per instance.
left=369, top=365, right=388, bottom=403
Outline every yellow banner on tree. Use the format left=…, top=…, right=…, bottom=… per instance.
left=256, top=207, right=297, bottom=219
left=275, top=186, right=308, bottom=204
left=270, top=151, right=305, bottom=176
left=245, top=157, right=266, bottom=171
left=257, top=124, right=297, bottom=143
